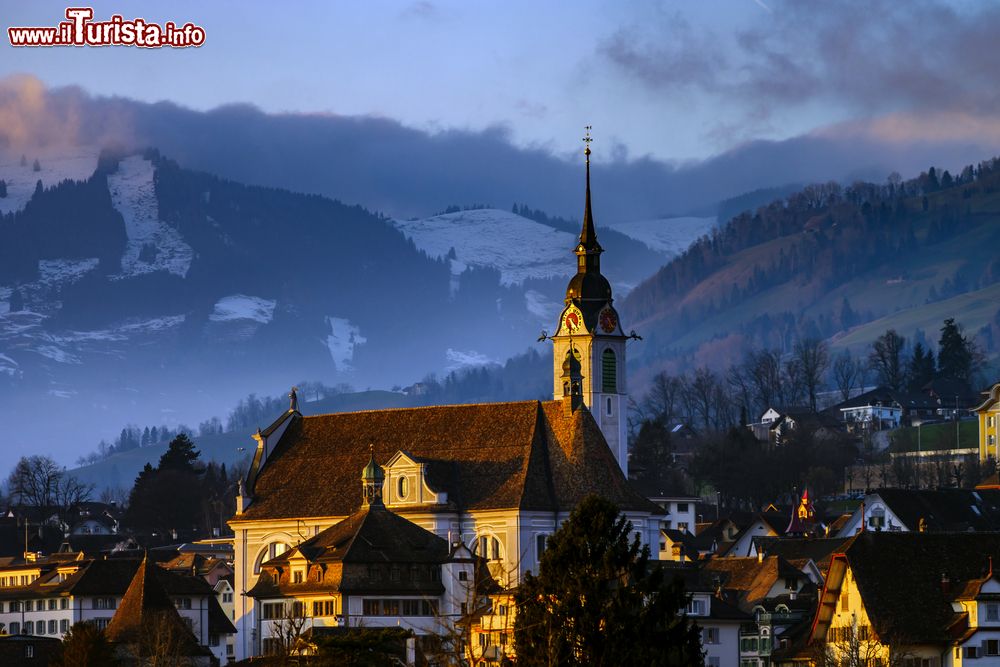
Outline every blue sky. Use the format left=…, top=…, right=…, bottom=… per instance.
left=0, top=0, right=870, bottom=162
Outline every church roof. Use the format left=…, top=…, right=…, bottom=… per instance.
left=239, top=400, right=661, bottom=521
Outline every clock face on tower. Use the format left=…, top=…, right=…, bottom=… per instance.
left=564, top=310, right=582, bottom=333
left=599, top=308, right=618, bottom=333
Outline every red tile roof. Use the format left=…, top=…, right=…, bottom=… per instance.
left=239, top=401, right=660, bottom=520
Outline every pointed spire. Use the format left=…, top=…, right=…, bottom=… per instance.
left=579, top=126, right=602, bottom=254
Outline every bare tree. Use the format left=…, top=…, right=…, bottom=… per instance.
left=644, top=372, right=684, bottom=425
left=868, top=330, right=907, bottom=391
left=833, top=349, right=863, bottom=402
left=795, top=338, right=831, bottom=411
left=266, top=601, right=309, bottom=663
left=6, top=456, right=93, bottom=523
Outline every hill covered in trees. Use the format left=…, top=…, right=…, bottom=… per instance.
left=623, top=160, right=1000, bottom=382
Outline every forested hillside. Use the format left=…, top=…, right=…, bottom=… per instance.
left=624, top=160, right=1000, bottom=381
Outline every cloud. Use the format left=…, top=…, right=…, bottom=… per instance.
left=399, top=1, right=440, bottom=21
left=4, top=75, right=1000, bottom=225
left=0, top=75, right=135, bottom=150
left=602, top=1, right=1000, bottom=118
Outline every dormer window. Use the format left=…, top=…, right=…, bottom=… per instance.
left=293, top=570, right=303, bottom=584
left=398, top=476, right=409, bottom=500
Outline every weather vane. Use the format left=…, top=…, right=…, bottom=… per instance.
left=583, top=125, right=593, bottom=161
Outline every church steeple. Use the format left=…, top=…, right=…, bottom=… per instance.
left=578, top=126, right=603, bottom=264
left=548, top=126, right=629, bottom=476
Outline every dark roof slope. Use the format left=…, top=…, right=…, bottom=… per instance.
left=105, top=557, right=207, bottom=655
left=754, top=536, right=855, bottom=575
left=240, top=401, right=661, bottom=520
left=873, top=488, right=1000, bottom=532
left=845, top=532, right=1000, bottom=643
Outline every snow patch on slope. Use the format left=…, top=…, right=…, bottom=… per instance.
left=393, top=209, right=576, bottom=286
left=325, top=317, right=367, bottom=371
left=108, top=156, right=193, bottom=278
left=608, top=216, right=716, bottom=256
left=38, top=258, right=100, bottom=286
left=0, top=147, right=99, bottom=216
left=525, top=289, right=558, bottom=322
left=210, top=295, right=276, bottom=324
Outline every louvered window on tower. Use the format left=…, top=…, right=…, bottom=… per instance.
left=602, top=349, right=616, bottom=392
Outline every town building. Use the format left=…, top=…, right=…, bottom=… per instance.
left=834, top=488, right=1000, bottom=537
left=974, top=381, right=1000, bottom=465
left=809, top=532, right=1000, bottom=666
left=0, top=553, right=234, bottom=664
left=228, top=142, right=664, bottom=660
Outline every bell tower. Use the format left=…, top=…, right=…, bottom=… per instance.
left=550, top=128, right=628, bottom=475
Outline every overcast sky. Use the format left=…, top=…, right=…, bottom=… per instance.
left=1, top=0, right=994, bottom=165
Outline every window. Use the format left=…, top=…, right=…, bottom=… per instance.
left=363, top=599, right=380, bottom=616
left=25, top=645, right=33, bottom=658
left=390, top=567, right=400, bottom=582
left=458, top=571, right=468, bottom=581
left=986, top=639, right=1000, bottom=656
left=210, top=634, right=220, bottom=647
left=478, top=535, right=502, bottom=561
left=497, top=604, right=508, bottom=616
left=254, top=541, right=291, bottom=575
left=607, top=397, right=612, bottom=416
left=687, top=598, right=706, bottom=616
left=24, top=600, right=32, bottom=612
left=293, top=570, right=303, bottom=584
left=48, top=620, right=57, bottom=634
left=990, top=435, right=997, bottom=447
left=677, top=502, right=689, bottom=513
left=36, top=621, right=44, bottom=635
left=785, top=577, right=797, bottom=590
left=677, top=522, right=689, bottom=533
left=48, top=599, right=56, bottom=610
left=261, top=602, right=284, bottom=620
left=965, top=646, right=980, bottom=658
left=602, top=349, right=617, bottom=392
left=989, top=416, right=996, bottom=428
left=60, top=598, right=68, bottom=610
left=175, top=598, right=192, bottom=610
left=312, top=600, right=336, bottom=617
left=382, top=599, right=399, bottom=616
left=95, top=597, right=116, bottom=610
left=398, top=476, right=409, bottom=499
left=840, top=592, right=849, bottom=611
left=704, top=627, right=720, bottom=644
left=10, top=601, right=20, bottom=612
left=988, top=603, right=1000, bottom=622
left=479, top=633, right=491, bottom=647
left=24, top=621, right=33, bottom=635
left=60, top=619, right=69, bottom=633
left=223, top=592, right=233, bottom=603
left=9, top=622, right=19, bottom=635
left=536, top=534, right=547, bottom=559
left=500, top=632, right=508, bottom=646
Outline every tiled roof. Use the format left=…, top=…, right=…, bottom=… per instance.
left=835, top=532, right=1000, bottom=643
left=239, top=401, right=661, bottom=520
left=702, top=556, right=808, bottom=610
left=106, top=556, right=208, bottom=656
left=872, top=488, right=1000, bottom=532
left=754, top=536, right=856, bottom=575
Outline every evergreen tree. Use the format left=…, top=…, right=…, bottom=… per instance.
left=9, top=288, right=24, bottom=313
left=937, top=318, right=973, bottom=386
left=32, top=158, right=41, bottom=172
left=630, top=420, right=686, bottom=495
left=0, top=179, right=7, bottom=198
left=514, top=496, right=703, bottom=666
left=906, top=342, right=936, bottom=391
left=158, top=433, right=200, bottom=472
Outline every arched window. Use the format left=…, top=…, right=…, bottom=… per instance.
left=398, top=476, right=409, bottom=500
left=473, top=534, right=504, bottom=562
left=602, top=349, right=617, bottom=392
left=253, top=541, right=291, bottom=575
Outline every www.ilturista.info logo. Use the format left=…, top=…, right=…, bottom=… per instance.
left=8, top=7, right=205, bottom=48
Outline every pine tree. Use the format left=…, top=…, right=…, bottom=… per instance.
left=937, top=318, right=973, bottom=385
left=158, top=433, right=200, bottom=473
left=514, top=496, right=703, bottom=666
left=32, top=158, right=41, bottom=172
left=907, top=342, right=936, bottom=391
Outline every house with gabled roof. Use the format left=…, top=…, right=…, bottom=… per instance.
left=807, top=532, right=1000, bottom=666
left=229, top=143, right=665, bottom=660
left=974, top=381, right=1000, bottom=465
left=834, top=488, right=1000, bottom=537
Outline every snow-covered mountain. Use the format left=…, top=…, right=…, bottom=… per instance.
left=0, top=149, right=707, bottom=463
left=609, top=216, right=717, bottom=255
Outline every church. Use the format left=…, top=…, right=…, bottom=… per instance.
left=229, top=138, right=663, bottom=660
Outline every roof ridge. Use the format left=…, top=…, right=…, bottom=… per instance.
left=300, top=399, right=546, bottom=420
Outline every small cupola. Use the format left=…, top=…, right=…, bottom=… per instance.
left=361, top=447, right=385, bottom=507
left=561, top=349, right=585, bottom=416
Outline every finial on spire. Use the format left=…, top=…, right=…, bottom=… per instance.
left=578, top=126, right=601, bottom=256
left=583, top=125, right=593, bottom=163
